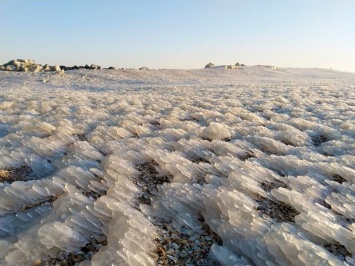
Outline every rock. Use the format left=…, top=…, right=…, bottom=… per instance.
left=3, top=60, right=15, bottom=67
left=19, top=65, right=27, bottom=72
left=6, top=65, right=16, bottom=71
left=90, top=64, right=101, bottom=70
left=1, top=60, right=102, bottom=72
left=12, top=60, right=21, bottom=67
left=257, top=65, right=276, bottom=70
left=108, top=66, right=116, bottom=70
left=204, top=62, right=214, bottom=68
left=43, top=64, right=51, bottom=71
left=32, top=259, right=42, bottom=266
left=171, top=243, right=179, bottom=250
left=35, top=66, right=43, bottom=72
left=1, top=59, right=43, bottom=72
left=226, top=65, right=236, bottom=69
left=49, top=65, right=61, bottom=71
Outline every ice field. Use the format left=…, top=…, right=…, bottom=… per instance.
left=0, top=66, right=354, bottom=265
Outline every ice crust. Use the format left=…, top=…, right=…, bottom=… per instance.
left=0, top=67, right=354, bottom=265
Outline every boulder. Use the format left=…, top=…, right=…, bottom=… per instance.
left=43, top=64, right=51, bottom=71
left=50, top=65, right=58, bottom=71
left=18, top=65, right=27, bottom=72
left=2, top=59, right=40, bottom=72
left=90, top=64, right=101, bottom=70
left=12, top=60, right=21, bottom=67
left=33, top=65, right=43, bottom=73
left=6, top=65, right=16, bottom=71
left=3, top=60, right=15, bottom=67
left=1, top=60, right=103, bottom=72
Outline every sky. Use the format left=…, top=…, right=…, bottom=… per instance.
left=1, top=0, right=355, bottom=72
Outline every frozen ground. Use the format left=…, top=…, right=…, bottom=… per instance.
left=0, top=66, right=354, bottom=265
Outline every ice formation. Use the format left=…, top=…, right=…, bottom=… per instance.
left=0, top=67, right=354, bottom=265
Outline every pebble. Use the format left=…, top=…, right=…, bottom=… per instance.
left=189, top=234, right=198, bottom=241
left=33, top=259, right=42, bottom=266
left=168, top=249, right=175, bottom=254
left=37, top=234, right=108, bottom=265
left=94, top=243, right=103, bottom=249
left=171, top=242, right=179, bottom=250
left=96, top=234, right=106, bottom=243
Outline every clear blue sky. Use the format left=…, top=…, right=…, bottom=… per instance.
left=1, top=0, right=355, bottom=71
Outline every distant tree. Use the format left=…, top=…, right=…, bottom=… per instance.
left=241, top=64, right=246, bottom=66
left=235, top=62, right=240, bottom=66
left=205, top=62, right=214, bottom=68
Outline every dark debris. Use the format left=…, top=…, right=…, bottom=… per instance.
left=311, top=134, right=328, bottom=146
left=238, top=150, right=256, bottom=161
left=153, top=214, right=223, bottom=266
left=37, top=234, right=108, bottom=266
left=133, top=161, right=172, bottom=206
left=313, top=198, right=331, bottom=209
left=323, top=241, right=351, bottom=260
left=255, top=196, right=300, bottom=223
left=260, top=180, right=287, bottom=192
left=76, top=134, right=87, bottom=141
left=0, top=166, right=32, bottom=183
left=191, top=157, right=211, bottom=164
left=332, top=174, right=347, bottom=184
